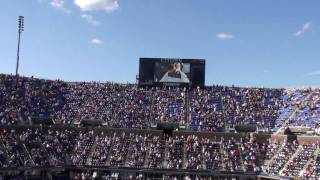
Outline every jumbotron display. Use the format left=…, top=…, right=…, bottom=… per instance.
left=139, top=57, right=205, bottom=87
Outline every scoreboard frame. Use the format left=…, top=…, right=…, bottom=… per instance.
left=138, top=57, right=205, bottom=88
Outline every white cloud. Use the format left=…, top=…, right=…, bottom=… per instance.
left=216, top=33, right=234, bottom=40
left=50, top=0, right=71, bottom=13
left=91, top=38, right=103, bottom=44
left=81, top=14, right=100, bottom=26
left=293, top=22, right=312, bottom=36
left=74, top=0, right=119, bottom=12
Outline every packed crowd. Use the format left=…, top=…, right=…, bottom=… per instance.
left=189, top=87, right=224, bottom=131
left=0, top=75, right=66, bottom=125
left=223, top=87, right=284, bottom=129
left=185, top=135, right=223, bottom=170
left=2, top=72, right=320, bottom=179
left=222, top=138, right=243, bottom=172
left=303, top=154, right=320, bottom=178
left=0, top=129, right=33, bottom=167
left=264, top=139, right=281, bottom=161
left=166, top=136, right=184, bottom=169
left=108, top=132, right=129, bottom=167
left=185, top=135, right=203, bottom=169
left=265, top=141, right=299, bottom=176
left=61, top=83, right=153, bottom=128
left=1, top=127, right=320, bottom=178
left=71, top=130, right=95, bottom=166
left=153, top=87, right=186, bottom=125
left=22, top=129, right=51, bottom=166
left=0, top=128, right=262, bottom=172
left=42, top=129, right=75, bottom=166
left=202, top=138, right=222, bottom=170
left=2, top=74, right=320, bottom=132
left=72, top=171, right=144, bottom=180
left=126, top=134, right=148, bottom=168
left=90, top=132, right=112, bottom=166
left=147, top=135, right=165, bottom=169
left=290, top=89, right=320, bottom=128
left=240, top=137, right=264, bottom=172
left=281, top=143, right=317, bottom=177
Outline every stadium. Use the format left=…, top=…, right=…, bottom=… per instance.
left=1, top=60, right=320, bottom=179
left=0, top=0, right=320, bottom=180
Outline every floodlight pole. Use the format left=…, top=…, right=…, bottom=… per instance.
left=16, top=16, right=24, bottom=87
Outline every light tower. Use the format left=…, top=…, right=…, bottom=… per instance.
left=16, top=16, right=24, bottom=87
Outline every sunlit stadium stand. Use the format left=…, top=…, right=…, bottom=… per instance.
left=1, top=73, right=320, bottom=179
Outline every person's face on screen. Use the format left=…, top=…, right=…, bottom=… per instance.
left=174, top=63, right=181, bottom=73
left=168, top=63, right=181, bottom=73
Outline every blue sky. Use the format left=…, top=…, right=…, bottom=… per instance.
left=0, top=0, right=319, bottom=88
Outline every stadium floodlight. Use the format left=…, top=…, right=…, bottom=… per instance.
left=16, top=16, right=24, bottom=87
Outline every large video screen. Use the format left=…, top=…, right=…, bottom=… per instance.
left=139, top=58, right=205, bottom=87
